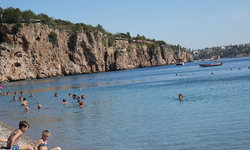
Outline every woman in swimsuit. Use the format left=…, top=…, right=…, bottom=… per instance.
left=34, top=130, right=61, bottom=150
left=21, top=98, right=28, bottom=106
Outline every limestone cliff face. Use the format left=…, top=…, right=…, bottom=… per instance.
left=0, top=24, right=193, bottom=83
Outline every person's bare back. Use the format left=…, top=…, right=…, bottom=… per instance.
left=7, top=129, right=22, bottom=148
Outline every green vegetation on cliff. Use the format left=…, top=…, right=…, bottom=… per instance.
left=48, top=32, right=58, bottom=47
left=0, top=6, right=190, bottom=53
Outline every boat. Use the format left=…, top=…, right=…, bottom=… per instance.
left=176, top=57, right=185, bottom=65
left=176, top=45, right=185, bottom=65
left=199, top=59, right=222, bottom=67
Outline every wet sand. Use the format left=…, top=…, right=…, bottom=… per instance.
left=0, top=120, right=36, bottom=149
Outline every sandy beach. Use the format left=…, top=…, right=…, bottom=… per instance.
left=0, top=120, right=36, bottom=149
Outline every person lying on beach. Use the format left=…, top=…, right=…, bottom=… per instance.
left=54, top=93, right=58, bottom=97
left=30, top=93, right=35, bottom=97
left=60, top=99, right=68, bottom=104
left=38, top=104, right=42, bottom=109
left=6, top=121, right=33, bottom=150
left=34, top=130, right=61, bottom=150
left=79, top=101, right=84, bottom=108
left=179, top=94, right=184, bottom=100
left=22, top=98, right=28, bottom=106
left=13, top=96, right=17, bottom=100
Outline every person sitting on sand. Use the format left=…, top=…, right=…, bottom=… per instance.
left=179, top=94, right=184, bottom=100
left=81, top=95, right=85, bottom=99
left=19, top=96, right=23, bottom=101
left=34, top=130, right=61, bottom=150
left=22, top=98, right=28, bottom=106
left=13, top=96, right=17, bottom=100
left=79, top=101, right=84, bottom=108
left=54, top=93, right=58, bottom=97
left=6, top=121, right=33, bottom=150
left=25, top=107, right=29, bottom=112
left=68, top=93, right=72, bottom=97
left=30, top=93, right=35, bottom=97
left=60, top=99, right=68, bottom=104
left=38, top=104, right=42, bottom=109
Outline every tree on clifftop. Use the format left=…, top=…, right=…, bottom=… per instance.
left=22, top=9, right=37, bottom=22
left=2, top=7, right=22, bottom=23
left=0, top=7, right=3, bottom=23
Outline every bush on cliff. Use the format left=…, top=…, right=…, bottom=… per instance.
left=12, top=22, right=22, bottom=34
left=49, top=32, right=58, bottom=47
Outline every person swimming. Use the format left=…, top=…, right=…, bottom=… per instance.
left=25, top=107, right=29, bottom=112
left=79, top=101, right=84, bottom=108
left=54, top=93, right=59, bottom=97
left=13, top=96, right=17, bottom=100
left=30, top=93, right=35, bottom=97
left=60, top=99, right=68, bottom=104
left=179, top=94, right=184, bottom=100
left=38, top=104, right=42, bottom=109
left=21, top=98, right=28, bottom=106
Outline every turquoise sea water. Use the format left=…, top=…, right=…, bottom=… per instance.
left=0, top=57, right=250, bottom=150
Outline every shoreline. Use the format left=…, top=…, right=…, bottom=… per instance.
left=0, top=120, right=36, bottom=149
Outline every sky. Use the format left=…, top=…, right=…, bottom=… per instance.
left=1, top=0, right=250, bottom=49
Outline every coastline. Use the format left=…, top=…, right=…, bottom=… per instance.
left=0, top=120, right=36, bottom=149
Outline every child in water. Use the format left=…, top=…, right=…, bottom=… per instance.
left=34, top=130, right=61, bottom=150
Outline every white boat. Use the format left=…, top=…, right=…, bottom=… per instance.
left=176, top=45, right=185, bottom=65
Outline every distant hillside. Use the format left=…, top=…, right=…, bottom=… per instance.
left=192, top=44, right=250, bottom=60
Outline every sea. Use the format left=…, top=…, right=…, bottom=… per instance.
left=0, top=57, right=250, bottom=150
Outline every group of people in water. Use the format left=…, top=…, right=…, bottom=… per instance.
left=9, top=90, right=86, bottom=112
left=59, top=92, right=85, bottom=108
left=0, top=88, right=86, bottom=150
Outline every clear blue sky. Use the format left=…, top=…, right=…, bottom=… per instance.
left=1, top=0, right=250, bottom=49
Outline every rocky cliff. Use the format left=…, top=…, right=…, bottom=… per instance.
left=0, top=24, right=193, bottom=83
